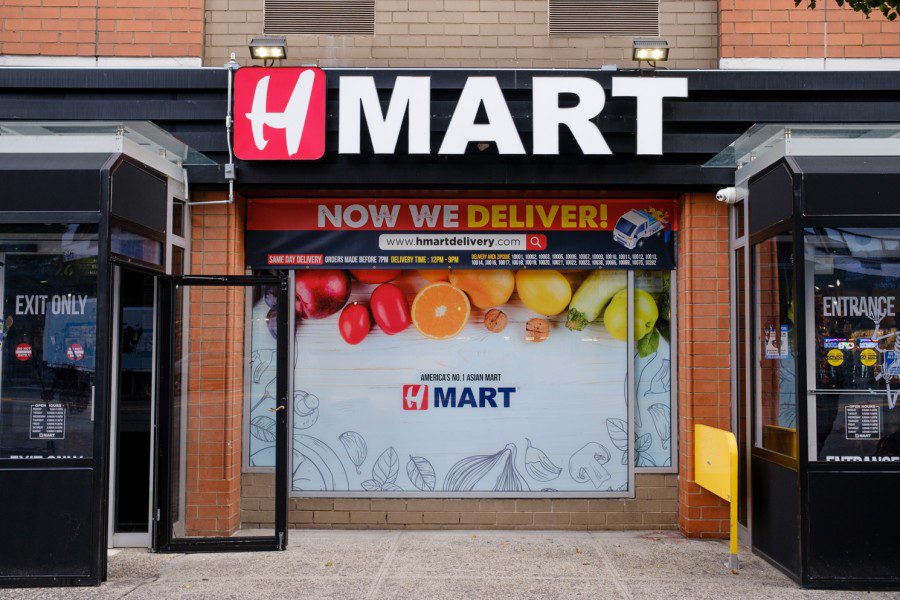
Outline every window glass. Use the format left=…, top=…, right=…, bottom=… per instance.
left=248, top=268, right=633, bottom=495
left=806, top=227, right=900, bottom=463
left=0, top=224, right=98, bottom=459
left=110, top=225, right=162, bottom=266
left=634, top=270, right=673, bottom=468
left=754, top=235, right=798, bottom=459
left=172, top=199, right=185, bottom=238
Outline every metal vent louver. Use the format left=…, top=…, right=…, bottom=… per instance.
left=549, top=0, right=659, bottom=36
left=264, top=0, right=375, bottom=35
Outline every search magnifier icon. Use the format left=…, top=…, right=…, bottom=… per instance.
left=526, top=234, right=547, bottom=251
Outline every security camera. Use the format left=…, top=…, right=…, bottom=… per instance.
left=716, top=187, right=737, bottom=204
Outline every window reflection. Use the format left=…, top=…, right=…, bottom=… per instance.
left=754, top=235, right=797, bottom=459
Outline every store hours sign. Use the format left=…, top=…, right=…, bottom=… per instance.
left=232, top=67, right=688, bottom=160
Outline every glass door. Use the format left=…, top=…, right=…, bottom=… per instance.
left=110, top=266, right=157, bottom=547
left=154, top=273, right=290, bottom=552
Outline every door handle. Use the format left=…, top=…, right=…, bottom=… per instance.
left=267, top=405, right=285, bottom=413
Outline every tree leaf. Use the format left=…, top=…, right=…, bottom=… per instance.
left=637, top=328, right=660, bottom=358
left=606, top=418, right=629, bottom=451
left=406, top=456, right=437, bottom=491
left=249, top=415, right=276, bottom=443
left=381, top=483, right=403, bottom=492
left=361, top=479, right=380, bottom=491
left=372, top=447, right=399, bottom=485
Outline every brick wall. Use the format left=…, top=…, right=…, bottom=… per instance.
left=241, top=473, right=678, bottom=530
left=183, top=192, right=248, bottom=536
left=676, top=192, right=731, bottom=538
left=204, top=0, right=717, bottom=68
left=720, top=0, right=900, bottom=60
left=0, top=0, right=203, bottom=58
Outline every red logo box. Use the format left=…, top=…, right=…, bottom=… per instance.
left=233, top=67, right=326, bottom=161
left=402, top=385, right=429, bottom=410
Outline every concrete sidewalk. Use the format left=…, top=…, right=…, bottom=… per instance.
left=3, top=530, right=897, bottom=599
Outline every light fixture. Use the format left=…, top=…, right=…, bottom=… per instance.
left=249, top=35, right=287, bottom=63
left=632, top=38, right=669, bottom=68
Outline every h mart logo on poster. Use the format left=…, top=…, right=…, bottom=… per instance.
left=402, top=385, right=429, bottom=410
left=232, top=67, right=688, bottom=161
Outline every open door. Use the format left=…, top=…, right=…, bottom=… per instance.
left=153, top=273, right=289, bottom=552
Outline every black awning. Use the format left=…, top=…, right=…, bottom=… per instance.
left=0, top=152, right=118, bottom=215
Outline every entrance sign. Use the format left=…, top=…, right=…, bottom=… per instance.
left=246, top=198, right=678, bottom=270
left=233, top=68, right=689, bottom=159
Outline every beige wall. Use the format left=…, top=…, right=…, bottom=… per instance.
left=203, top=0, right=718, bottom=68
left=242, top=473, right=678, bottom=530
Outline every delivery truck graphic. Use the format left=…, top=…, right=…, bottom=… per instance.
left=613, top=209, right=665, bottom=250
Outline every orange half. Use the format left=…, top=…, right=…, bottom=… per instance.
left=411, top=282, right=471, bottom=340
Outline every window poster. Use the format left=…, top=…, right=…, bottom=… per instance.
left=0, top=224, right=99, bottom=460
left=807, top=227, right=900, bottom=462
left=245, top=199, right=676, bottom=496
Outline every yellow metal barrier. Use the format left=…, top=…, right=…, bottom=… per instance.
left=694, top=424, right=739, bottom=570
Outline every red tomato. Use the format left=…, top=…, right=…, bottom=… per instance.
left=370, top=283, right=410, bottom=335
left=350, top=269, right=402, bottom=284
left=338, top=303, right=371, bottom=345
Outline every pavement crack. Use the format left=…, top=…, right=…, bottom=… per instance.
left=365, top=530, right=403, bottom=600
left=590, top=533, right=633, bottom=600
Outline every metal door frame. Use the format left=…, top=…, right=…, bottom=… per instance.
left=153, top=273, right=289, bottom=553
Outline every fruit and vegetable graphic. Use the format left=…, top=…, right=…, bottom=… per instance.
left=370, top=283, right=411, bottom=335
left=411, top=282, right=471, bottom=340
left=280, top=266, right=667, bottom=354
left=514, top=270, right=572, bottom=316
left=295, top=270, right=351, bottom=319
left=338, top=303, right=371, bottom=345
left=448, top=269, right=514, bottom=310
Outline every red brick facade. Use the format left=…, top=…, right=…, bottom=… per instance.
left=0, top=0, right=203, bottom=58
left=676, top=192, right=732, bottom=538
left=183, top=192, right=247, bottom=536
left=721, top=0, right=900, bottom=60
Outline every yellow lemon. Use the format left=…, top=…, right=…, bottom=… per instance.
left=603, top=289, right=659, bottom=342
left=514, top=270, right=572, bottom=316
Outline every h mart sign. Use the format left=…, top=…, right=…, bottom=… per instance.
left=233, top=67, right=688, bottom=161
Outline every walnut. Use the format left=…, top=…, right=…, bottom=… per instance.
left=483, top=309, right=508, bottom=333
left=525, top=317, right=550, bottom=343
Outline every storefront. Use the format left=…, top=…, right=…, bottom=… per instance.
left=0, top=68, right=898, bottom=589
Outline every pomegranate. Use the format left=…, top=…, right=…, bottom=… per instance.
left=295, top=270, right=351, bottom=319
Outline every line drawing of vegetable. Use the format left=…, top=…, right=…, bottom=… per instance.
left=362, top=447, right=402, bottom=491
left=648, top=403, right=671, bottom=450
left=443, top=443, right=529, bottom=492
left=636, top=433, right=656, bottom=467
left=524, top=438, right=562, bottom=482
left=293, top=389, right=320, bottom=430
left=292, top=434, right=349, bottom=492
left=338, top=431, right=367, bottom=474
left=250, top=445, right=273, bottom=467
left=249, top=415, right=276, bottom=443
left=250, top=349, right=275, bottom=383
left=406, top=456, right=437, bottom=491
left=569, top=442, right=611, bottom=489
left=648, top=358, right=671, bottom=396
